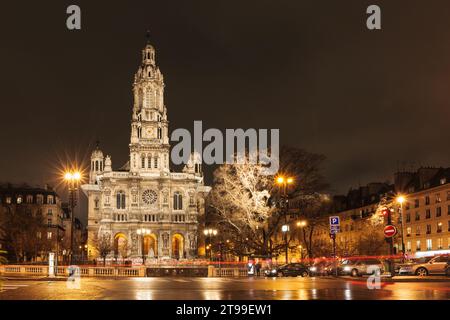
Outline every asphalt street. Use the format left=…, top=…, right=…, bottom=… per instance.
left=0, top=277, right=449, bottom=300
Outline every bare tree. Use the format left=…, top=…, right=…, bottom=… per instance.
left=93, top=233, right=112, bottom=266
left=277, top=146, right=331, bottom=259
left=118, top=239, right=132, bottom=262
left=2, top=205, right=45, bottom=262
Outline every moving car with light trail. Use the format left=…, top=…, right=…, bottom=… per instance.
left=309, top=260, right=335, bottom=276
left=339, top=258, right=385, bottom=277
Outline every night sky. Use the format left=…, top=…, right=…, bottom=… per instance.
left=1, top=0, right=450, bottom=201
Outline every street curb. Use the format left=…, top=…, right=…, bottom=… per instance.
left=338, top=276, right=450, bottom=283
left=2, top=277, right=68, bottom=281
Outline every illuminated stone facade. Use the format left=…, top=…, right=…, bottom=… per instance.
left=81, top=40, right=210, bottom=262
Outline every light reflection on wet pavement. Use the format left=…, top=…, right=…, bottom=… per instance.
left=0, top=277, right=449, bottom=300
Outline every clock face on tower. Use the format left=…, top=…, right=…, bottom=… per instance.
left=146, top=128, right=153, bottom=137
left=142, top=189, right=157, bottom=205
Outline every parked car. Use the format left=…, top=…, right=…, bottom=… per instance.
left=339, top=258, right=385, bottom=277
left=265, top=263, right=310, bottom=277
left=397, top=256, right=433, bottom=275
left=445, top=261, right=450, bottom=276
left=399, top=255, right=450, bottom=276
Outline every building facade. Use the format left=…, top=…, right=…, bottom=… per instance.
left=81, top=39, right=210, bottom=262
left=396, top=167, right=450, bottom=257
left=0, top=184, right=66, bottom=262
left=309, top=167, right=450, bottom=259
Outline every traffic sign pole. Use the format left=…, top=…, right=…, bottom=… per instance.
left=329, top=216, right=340, bottom=277
left=385, top=208, right=395, bottom=277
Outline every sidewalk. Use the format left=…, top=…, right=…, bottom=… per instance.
left=338, top=275, right=450, bottom=283
left=1, top=275, right=69, bottom=281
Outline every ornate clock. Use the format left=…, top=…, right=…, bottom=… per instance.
left=146, top=128, right=153, bottom=137
left=142, top=189, right=157, bottom=205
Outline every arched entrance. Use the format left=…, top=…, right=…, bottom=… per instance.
left=172, top=234, right=184, bottom=260
left=143, top=234, right=158, bottom=258
left=114, top=233, right=128, bottom=258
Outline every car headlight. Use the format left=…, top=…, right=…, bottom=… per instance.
left=309, top=267, right=317, bottom=272
left=271, top=269, right=277, bottom=273
left=343, top=266, right=351, bottom=271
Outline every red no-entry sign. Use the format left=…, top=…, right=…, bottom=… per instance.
left=384, top=225, right=397, bottom=238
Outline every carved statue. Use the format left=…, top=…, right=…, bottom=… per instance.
left=189, top=233, right=197, bottom=249
left=162, top=232, right=169, bottom=248
left=131, top=232, right=137, bottom=251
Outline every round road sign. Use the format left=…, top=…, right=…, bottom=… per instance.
left=384, top=225, right=397, bottom=238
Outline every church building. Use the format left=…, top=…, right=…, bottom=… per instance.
left=81, top=37, right=210, bottom=262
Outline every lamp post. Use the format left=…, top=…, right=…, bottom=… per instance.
left=137, top=228, right=151, bottom=265
left=296, top=220, right=307, bottom=262
left=275, top=176, right=294, bottom=264
left=203, top=228, right=218, bottom=261
left=64, top=170, right=81, bottom=265
left=396, top=195, right=406, bottom=258
left=281, top=224, right=289, bottom=263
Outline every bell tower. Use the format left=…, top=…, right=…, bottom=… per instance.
left=130, top=32, right=170, bottom=174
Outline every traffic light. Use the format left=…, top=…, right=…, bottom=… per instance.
left=381, top=208, right=390, bottom=217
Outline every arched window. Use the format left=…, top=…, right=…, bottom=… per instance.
left=141, top=156, right=145, bottom=169
left=154, top=157, right=158, bottom=168
left=157, top=127, right=162, bottom=139
left=95, top=161, right=99, bottom=171
left=116, top=192, right=126, bottom=209
left=173, top=192, right=183, bottom=210
left=47, top=195, right=54, bottom=205
left=148, top=156, right=152, bottom=169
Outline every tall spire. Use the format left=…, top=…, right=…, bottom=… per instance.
left=146, top=30, right=151, bottom=44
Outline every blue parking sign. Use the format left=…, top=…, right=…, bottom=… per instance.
left=329, top=216, right=340, bottom=234
left=329, top=216, right=340, bottom=226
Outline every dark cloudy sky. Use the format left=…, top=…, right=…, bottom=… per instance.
left=1, top=0, right=449, bottom=199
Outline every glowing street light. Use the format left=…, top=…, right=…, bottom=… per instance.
left=396, top=195, right=407, bottom=256
left=203, top=228, right=218, bottom=261
left=64, top=169, right=82, bottom=265
left=396, top=195, right=405, bottom=204
left=296, top=220, right=307, bottom=228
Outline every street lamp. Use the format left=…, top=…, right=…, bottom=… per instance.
left=64, top=170, right=82, bottom=265
left=203, top=228, right=218, bottom=261
left=137, top=228, right=151, bottom=265
left=296, top=220, right=307, bottom=228
left=298, top=245, right=303, bottom=261
left=281, top=224, right=289, bottom=263
left=276, top=175, right=294, bottom=264
left=396, top=195, right=406, bottom=257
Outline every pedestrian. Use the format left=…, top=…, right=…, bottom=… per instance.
left=256, top=261, right=261, bottom=277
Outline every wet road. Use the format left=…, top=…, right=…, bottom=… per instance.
left=0, top=277, right=449, bottom=300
